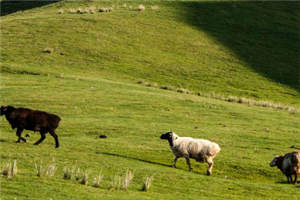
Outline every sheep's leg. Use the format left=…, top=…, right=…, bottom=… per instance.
left=49, top=130, right=59, bottom=148
left=172, top=157, right=179, bottom=168
left=185, top=157, right=193, bottom=172
left=34, top=131, right=46, bottom=145
left=206, top=157, right=214, bottom=176
left=16, top=128, right=26, bottom=143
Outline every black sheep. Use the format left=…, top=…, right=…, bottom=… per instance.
left=0, top=105, right=61, bottom=148
left=270, top=151, right=300, bottom=184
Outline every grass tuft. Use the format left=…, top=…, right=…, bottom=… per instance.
left=122, top=170, right=134, bottom=191
left=142, top=176, right=153, bottom=192
left=92, top=171, right=103, bottom=188
left=137, top=5, right=145, bottom=11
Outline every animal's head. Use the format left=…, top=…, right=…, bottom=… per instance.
left=160, top=131, right=178, bottom=147
left=270, top=155, right=283, bottom=167
left=0, top=105, right=14, bottom=116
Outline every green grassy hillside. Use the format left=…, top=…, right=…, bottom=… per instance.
left=1, top=0, right=299, bottom=106
left=1, top=1, right=300, bottom=200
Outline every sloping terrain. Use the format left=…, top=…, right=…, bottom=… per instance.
left=0, top=1, right=299, bottom=200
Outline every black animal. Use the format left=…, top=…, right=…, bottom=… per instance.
left=270, top=151, right=300, bottom=184
left=0, top=105, right=61, bottom=148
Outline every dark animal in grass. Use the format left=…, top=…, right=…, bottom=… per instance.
left=0, top=105, right=61, bottom=148
left=270, top=151, right=300, bottom=184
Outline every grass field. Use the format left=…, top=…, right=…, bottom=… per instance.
left=1, top=0, right=300, bottom=200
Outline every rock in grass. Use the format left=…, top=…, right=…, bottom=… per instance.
left=99, top=135, right=107, bottom=139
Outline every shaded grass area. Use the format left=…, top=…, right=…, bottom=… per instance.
left=0, top=72, right=300, bottom=199
left=0, top=0, right=61, bottom=16
left=180, top=1, right=300, bottom=91
left=1, top=0, right=299, bottom=107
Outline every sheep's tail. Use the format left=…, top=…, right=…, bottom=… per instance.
left=209, top=143, right=221, bottom=157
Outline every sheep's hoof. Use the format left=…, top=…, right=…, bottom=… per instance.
left=172, top=165, right=176, bottom=168
left=15, top=140, right=20, bottom=143
left=206, top=171, right=211, bottom=176
left=189, top=168, right=193, bottom=172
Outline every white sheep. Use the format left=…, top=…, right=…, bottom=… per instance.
left=160, top=131, right=221, bottom=175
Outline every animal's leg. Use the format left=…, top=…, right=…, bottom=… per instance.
left=206, top=157, right=214, bottom=176
left=185, top=157, right=193, bottom=172
left=172, top=157, right=179, bottom=168
left=34, top=131, right=46, bottom=145
left=49, top=130, right=59, bottom=148
left=15, top=128, right=26, bottom=143
left=287, top=175, right=291, bottom=184
left=294, top=172, right=298, bottom=184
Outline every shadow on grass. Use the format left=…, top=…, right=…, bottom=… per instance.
left=178, top=1, right=300, bottom=91
left=96, top=151, right=171, bottom=168
left=96, top=151, right=205, bottom=175
left=0, top=0, right=61, bottom=16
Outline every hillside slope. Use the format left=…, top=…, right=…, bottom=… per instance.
left=1, top=1, right=300, bottom=200
left=1, top=0, right=299, bottom=106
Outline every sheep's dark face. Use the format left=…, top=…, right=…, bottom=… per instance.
left=160, top=131, right=174, bottom=147
left=160, top=131, right=173, bottom=140
left=270, top=156, right=281, bottom=167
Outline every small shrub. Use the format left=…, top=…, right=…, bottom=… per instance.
left=137, top=5, right=145, bottom=11
left=122, top=170, right=134, bottom=191
left=142, top=176, right=153, bottom=192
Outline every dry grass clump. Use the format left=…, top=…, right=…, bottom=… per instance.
left=43, top=47, right=53, bottom=54
left=151, top=5, right=159, bottom=10
left=2, top=160, right=18, bottom=178
left=122, top=170, right=134, bottom=191
left=46, top=164, right=57, bottom=177
left=160, top=85, right=175, bottom=91
left=177, top=88, right=191, bottom=94
left=63, top=166, right=73, bottom=180
left=57, top=9, right=64, bottom=14
left=145, top=82, right=158, bottom=87
left=68, top=8, right=76, bottom=14
left=77, top=7, right=86, bottom=14
left=142, top=176, right=153, bottom=192
left=110, top=175, right=122, bottom=190
left=80, top=170, right=89, bottom=185
left=35, top=161, right=46, bottom=177
left=137, top=80, right=145, bottom=84
left=137, top=5, right=145, bottom=11
left=92, top=171, right=103, bottom=188
left=99, top=7, right=113, bottom=12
